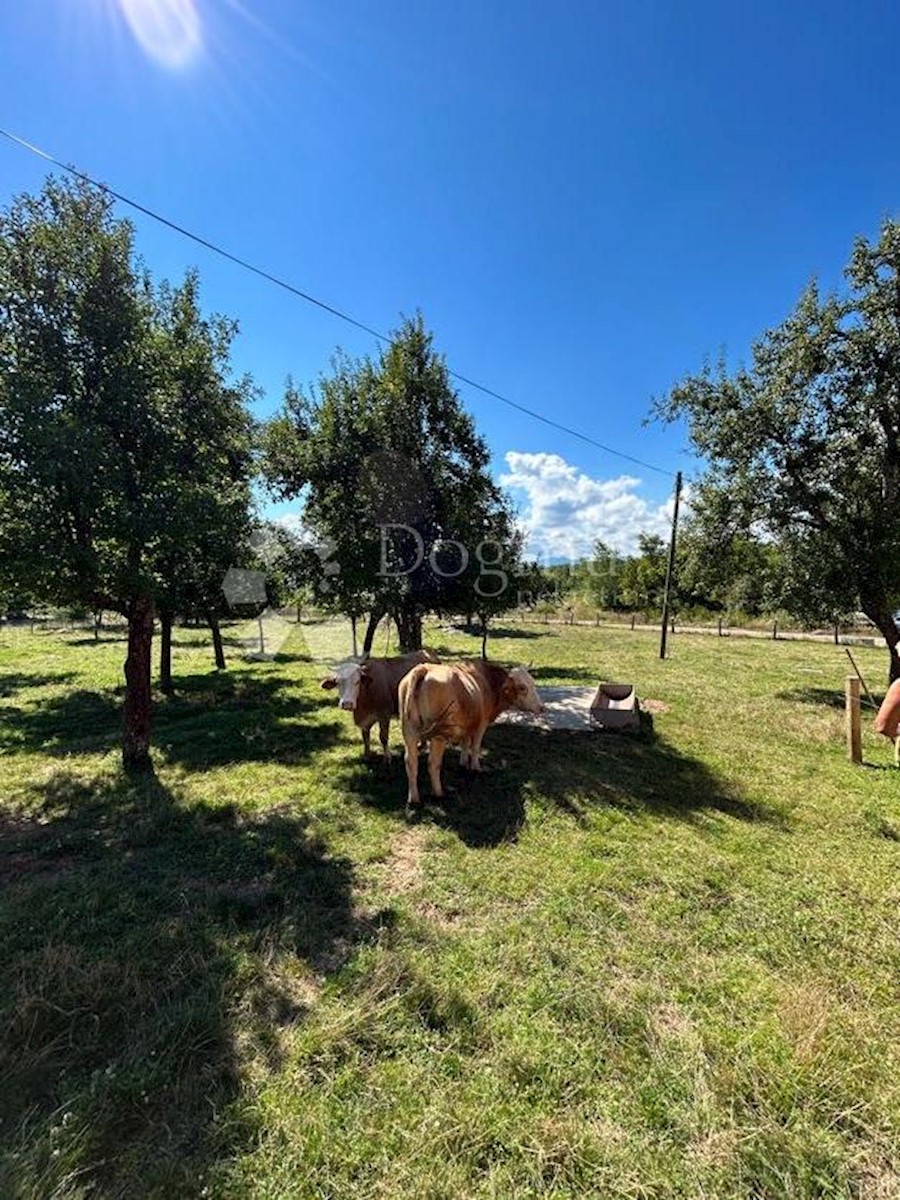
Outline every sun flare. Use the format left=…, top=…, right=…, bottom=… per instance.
left=117, top=0, right=202, bottom=69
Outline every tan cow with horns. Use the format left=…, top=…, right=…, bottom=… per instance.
left=399, top=659, right=544, bottom=810
left=320, top=650, right=438, bottom=761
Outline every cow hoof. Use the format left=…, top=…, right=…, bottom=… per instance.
left=405, top=802, right=422, bottom=822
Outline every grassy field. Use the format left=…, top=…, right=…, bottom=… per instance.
left=1, top=620, right=898, bottom=1199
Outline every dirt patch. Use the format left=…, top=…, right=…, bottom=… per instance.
left=418, top=899, right=463, bottom=930
left=856, top=1159, right=900, bottom=1200
left=641, top=698, right=669, bottom=715
left=0, top=851, right=77, bottom=887
left=382, top=826, right=426, bottom=894
left=649, top=1000, right=697, bottom=1042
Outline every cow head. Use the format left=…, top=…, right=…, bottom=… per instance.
left=502, top=666, right=544, bottom=714
left=320, top=661, right=369, bottom=711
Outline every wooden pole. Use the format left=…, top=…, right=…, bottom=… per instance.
left=844, top=647, right=877, bottom=710
left=846, top=675, right=862, bottom=764
left=659, top=471, right=683, bottom=660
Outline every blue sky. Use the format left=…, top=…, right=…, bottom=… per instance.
left=2, top=0, right=899, bottom=558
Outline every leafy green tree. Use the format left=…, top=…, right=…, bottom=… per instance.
left=619, top=534, right=667, bottom=612
left=657, top=219, right=900, bottom=679
left=676, top=502, right=786, bottom=617
left=588, top=540, right=627, bottom=610
left=150, top=274, right=257, bottom=690
left=0, top=177, right=256, bottom=768
left=263, top=316, right=523, bottom=651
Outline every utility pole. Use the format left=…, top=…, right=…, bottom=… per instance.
left=659, top=470, right=683, bottom=660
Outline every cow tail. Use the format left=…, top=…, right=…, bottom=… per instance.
left=402, top=664, right=428, bottom=737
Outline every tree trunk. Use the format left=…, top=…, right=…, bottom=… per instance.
left=862, top=600, right=900, bottom=683
left=93, top=610, right=102, bottom=641
left=362, top=609, right=385, bottom=656
left=208, top=611, right=226, bottom=670
left=480, top=613, right=489, bottom=659
left=351, top=614, right=358, bottom=658
left=159, top=609, right=174, bottom=695
left=123, top=594, right=154, bottom=774
left=393, top=603, right=423, bottom=653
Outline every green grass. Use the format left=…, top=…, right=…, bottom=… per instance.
left=1, top=620, right=898, bottom=1198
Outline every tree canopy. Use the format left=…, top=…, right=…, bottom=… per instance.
left=656, top=219, right=900, bottom=679
left=0, top=177, right=257, bottom=766
left=263, top=316, right=523, bottom=651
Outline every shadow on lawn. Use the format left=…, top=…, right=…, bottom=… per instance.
left=446, top=624, right=556, bottom=641
left=777, top=685, right=887, bottom=712
left=776, top=686, right=846, bottom=710
left=0, top=769, right=386, bottom=1197
left=0, top=670, right=344, bottom=769
left=335, top=713, right=776, bottom=849
left=0, top=670, right=77, bottom=698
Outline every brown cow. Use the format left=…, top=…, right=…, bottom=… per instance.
left=874, top=679, right=900, bottom=765
left=398, top=660, right=544, bottom=809
left=320, top=650, right=438, bottom=761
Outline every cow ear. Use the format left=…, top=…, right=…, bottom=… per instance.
left=320, top=676, right=338, bottom=689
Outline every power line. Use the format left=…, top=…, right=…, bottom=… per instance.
left=0, top=125, right=676, bottom=479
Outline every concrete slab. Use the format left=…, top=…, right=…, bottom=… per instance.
left=496, top=685, right=600, bottom=732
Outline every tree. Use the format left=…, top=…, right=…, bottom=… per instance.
left=675, top=504, right=786, bottom=617
left=657, top=219, right=900, bottom=680
left=0, top=177, right=256, bottom=768
left=619, top=534, right=667, bottom=613
left=263, top=316, right=523, bottom=652
left=150, top=274, right=257, bottom=690
left=588, top=540, right=627, bottom=610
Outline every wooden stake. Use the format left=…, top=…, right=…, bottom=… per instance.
left=846, top=675, right=862, bottom=764
left=844, top=647, right=877, bottom=710
left=659, top=471, right=683, bottom=660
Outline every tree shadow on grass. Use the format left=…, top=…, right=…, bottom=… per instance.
left=335, top=715, right=785, bottom=848
left=0, top=671, right=77, bottom=698
left=0, top=671, right=345, bottom=770
left=777, top=685, right=886, bottom=713
left=64, top=633, right=127, bottom=646
left=776, top=687, right=846, bottom=711
left=445, top=623, right=555, bottom=641
left=0, top=768, right=387, bottom=1198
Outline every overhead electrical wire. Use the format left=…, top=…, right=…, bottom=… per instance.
left=0, top=125, right=676, bottom=479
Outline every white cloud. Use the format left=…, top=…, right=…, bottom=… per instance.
left=500, top=451, right=680, bottom=561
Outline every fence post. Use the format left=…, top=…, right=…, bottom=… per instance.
left=718, top=617, right=722, bottom=637
left=772, top=621, right=778, bottom=640
left=834, top=623, right=839, bottom=645
left=630, top=613, right=636, bottom=631
left=846, top=675, right=862, bottom=764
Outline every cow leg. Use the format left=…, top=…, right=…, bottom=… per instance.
left=404, top=732, right=422, bottom=810
left=379, top=717, right=392, bottom=762
left=459, top=745, right=471, bottom=769
left=469, top=725, right=488, bottom=771
left=428, top=737, right=447, bottom=798
left=360, top=721, right=374, bottom=758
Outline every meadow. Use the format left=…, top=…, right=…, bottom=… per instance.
left=1, top=620, right=898, bottom=1199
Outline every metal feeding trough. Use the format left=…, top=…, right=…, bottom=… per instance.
left=589, top=682, right=641, bottom=732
